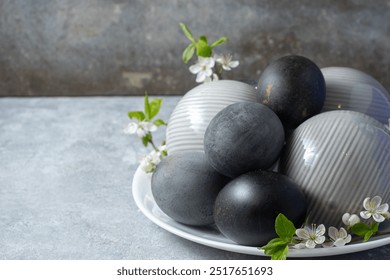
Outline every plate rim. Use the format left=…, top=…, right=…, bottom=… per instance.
left=132, top=165, right=390, bottom=258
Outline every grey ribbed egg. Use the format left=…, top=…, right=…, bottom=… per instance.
left=280, top=110, right=390, bottom=228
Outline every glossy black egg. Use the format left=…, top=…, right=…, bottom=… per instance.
left=151, top=151, right=230, bottom=226
left=214, top=170, right=307, bottom=246
left=204, top=102, right=284, bottom=178
left=257, top=55, right=326, bottom=129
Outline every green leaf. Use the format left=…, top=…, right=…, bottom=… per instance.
left=351, top=223, right=371, bottom=236
left=271, top=245, right=289, bottom=260
left=128, top=111, right=145, bottom=121
left=210, top=36, right=228, bottom=48
left=364, top=231, right=374, bottom=242
left=154, top=119, right=167, bottom=127
left=196, top=36, right=212, bottom=57
left=261, top=238, right=288, bottom=254
left=179, top=23, right=196, bottom=43
left=261, top=238, right=289, bottom=260
left=182, top=43, right=196, bottom=63
left=371, top=222, right=379, bottom=232
left=142, top=133, right=152, bottom=147
left=364, top=223, right=379, bottom=241
left=260, top=214, right=297, bottom=260
left=275, top=213, right=296, bottom=241
left=351, top=222, right=379, bottom=242
left=149, top=98, right=162, bottom=120
left=144, top=93, right=151, bottom=121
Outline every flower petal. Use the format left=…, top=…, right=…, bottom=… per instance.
left=196, top=72, right=206, bottom=83
left=316, top=224, right=326, bottom=236
left=363, top=197, right=371, bottom=210
left=377, top=203, right=389, bottom=214
left=373, top=213, right=385, bottom=223
left=141, top=121, right=156, bottom=132
left=124, top=122, right=138, bottom=134
left=203, top=76, right=212, bottom=83
left=148, top=124, right=158, bottom=132
left=229, top=61, right=239, bottom=68
left=150, top=150, right=162, bottom=163
left=360, top=210, right=372, bottom=219
left=222, top=65, right=231, bottom=71
left=293, top=243, right=307, bottom=249
left=140, top=155, right=155, bottom=173
left=189, top=64, right=201, bottom=74
left=315, top=235, right=326, bottom=245
left=204, top=68, right=213, bottom=77
left=328, top=226, right=338, bottom=240
left=345, top=234, right=352, bottom=244
left=306, top=239, right=316, bottom=248
left=349, top=214, right=360, bottom=226
left=342, top=213, right=351, bottom=225
left=136, top=128, right=146, bottom=138
left=371, top=196, right=382, bottom=208
left=296, top=228, right=310, bottom=240
left=205, top=58, right=215, bottom=68
left=333, top=238, right=346, bottom=247
left=338, top=227, right=348, bottom=239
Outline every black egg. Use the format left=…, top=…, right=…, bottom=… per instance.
left=257, top=55, right=326, bottom=129
left=151, top=151, right=230, bottom=226
left=204, top=102, right=284, bottom=178
left=214, top=170, right=307, bottom=246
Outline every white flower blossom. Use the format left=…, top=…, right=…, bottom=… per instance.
left=360, top=196, right=389, bottom=223
left=189, top=57, right=215, bottom=83
left=294, top=224, right=326, bottom=249
left=124, top=120, right=157, bottom=138
left=140, top=154, right=157, bottom=173
left=342, top=213, right=360, bottom=227
left=214, top=53, right=239, bottom=71
left=159, top=144, right=167, bottom=155
left=326, top=227, right=352, bottom=247
left=140, top=150, right=161, bottom=173
left=204, top=73, right=219, bottom=83
left=139, top=145, right=168, bottom=173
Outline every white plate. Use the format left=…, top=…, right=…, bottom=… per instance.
left=132, top=166, right=390, bottom=258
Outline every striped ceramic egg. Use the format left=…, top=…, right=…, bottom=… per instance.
left=166, top=80, right=257, bottom=154
left=280, top=110, right=390, bottom=228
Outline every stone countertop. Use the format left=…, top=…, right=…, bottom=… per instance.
left=0, top=96, right=389, bottom=260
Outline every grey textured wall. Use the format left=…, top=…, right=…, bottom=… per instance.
left=0, top=0, right=389, bottom=96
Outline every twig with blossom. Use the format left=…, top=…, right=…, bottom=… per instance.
left=261, top=195, right=390, bottom=260
left=124, top=93, right=167, bottom=173
left=180, top=23, right=239, bottom=83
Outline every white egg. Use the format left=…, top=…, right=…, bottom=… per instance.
left=166, top=80, right=257, bottom=154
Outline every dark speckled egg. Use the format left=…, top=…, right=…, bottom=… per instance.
left=204, top=102, right=284, bottom=178
left=213, top=170, right=307, bottom=246
left=257, top=55, right=326, bottom=129
left=151, top=151, right=230, bottom=226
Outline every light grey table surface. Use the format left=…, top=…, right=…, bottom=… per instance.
left=0, top=96, right=389, bottom=260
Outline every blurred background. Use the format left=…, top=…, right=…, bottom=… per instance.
left=0, top=0, right=389, bottom=96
